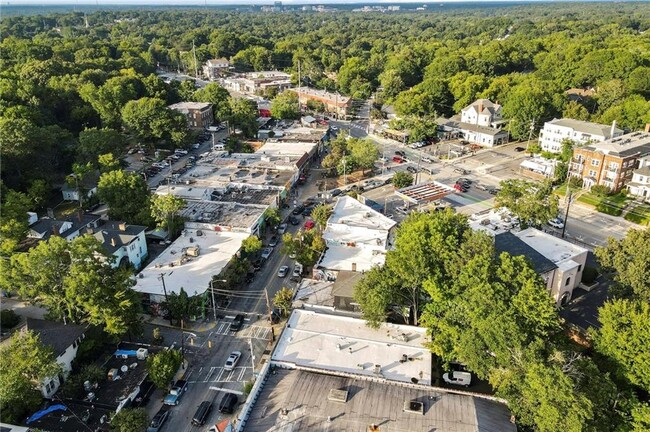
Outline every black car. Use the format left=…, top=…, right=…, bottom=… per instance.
left=514, top=146, right=526, bottom=152
left=487, top=187, right=500, bottom=195
left=191, top=401, right=212, bottom=426
left=219, top=393, right=238, bottom=414
left=302, top=206, right=314, bottom=216
left=406, top=166, right=418, bottom=174
left=395, top=150, right=406, bottom=157
left=269, top=236, right=279, bottom=247
left=331, top=188, right=342, bottom=197
left=230, top=314, right=245, bottom=332
left=292, top=204, right=305, bottom=215
left=147, top=408, right=169, bottom=432
left=289, top=215, right=300, bottom=225
left=252, top=259, right=262, bottom=271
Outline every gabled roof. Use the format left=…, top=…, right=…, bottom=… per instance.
left=88, top=221, right=147, bottom=254
left=462, top=98, right=501, bottom=115
left=494, top=231, right=558, bottom=275
left=29, top=213, right=101, bottom=241
left=23, top=318, right=86, bottom=357
left=545, top=118, right=622, bottom=138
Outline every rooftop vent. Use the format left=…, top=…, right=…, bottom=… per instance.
left=403, top=400, right=424, bottom=415
left=328, top=389, right=349, bottom=403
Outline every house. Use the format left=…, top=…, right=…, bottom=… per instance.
left=626, top=155, right=650, bottom=201
left=539, top=118, right=623, bottom=153
left=87, top=221, right=148, bottom=270
left=21, top=318, right=87, bottom=399
left=222, top=71, right=292, bottom=95
left=290, top=87, right=352, bottom=118
left=494, top=228, right=588, bottom=306
left=316, top=196, right=396, bottom=273
left=569, top=127, right=650, bottom=192
left=239, top=309, right=517, bottom=432
left=519, top=157, right=559, bottom=180
left=61, top=174, right=98, bottom=203
left=203, top=58, right=230, bottom=80
left=168, top=102, right=213, bottom=129
left=28, top=213, right=101, bottom=242
left=301, top=115, right=317, bottom=127
left=436, top=99, right=509, bottom=147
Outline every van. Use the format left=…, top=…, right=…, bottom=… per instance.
left=442, top=371, right=472, bottom=387
left=213, top=144, right=225, bottom=151
left=191, top=401, right=212, bottom=426
left=219, top=393, right=238, bottom=414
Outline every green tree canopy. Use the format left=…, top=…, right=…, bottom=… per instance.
left=495, top=179, right=559, bottom=228
left=391, top=171, right=413, bottom=189
left=146, top=348, right=183, bottom=390
left=98, top=170, right=152, bottom=225
left=110, top=408, right=149, bottom=432
left=77, top=127, right=126, bottom=165
left=150, top=193, right=186, bottom=237
left=241, top=235, right=263, bottom=256
left=228, top=98, right=259, bottom=138
left=273, top=287, right=294, bottom=317
left=271, top=90, right=300, bottom=120
left=193, top=83, right=232, bottom=122
left=121, top=97, right=189, bottom=146
left=0, top=187, right=32, bottom=255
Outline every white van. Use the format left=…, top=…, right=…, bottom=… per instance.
left=213, top=144, right=226, bottom=151
left=442, top=371, right=471, bottom=387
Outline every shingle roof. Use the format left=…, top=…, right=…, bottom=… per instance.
left=24, top=318, right=86, bottom=357
left=29, top=214, right=101, bottom=241
left=88, top=221, right=147, bottom=254
left=494, top=231, right=558, bottom=274
left=463, top=98, right=501, bottom=115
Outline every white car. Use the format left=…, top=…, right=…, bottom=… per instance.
left=277, top=223, right=287, bottom=234
left=278, top=266, right=289, bottom=278
left=292, top=263, right=303, bottom=278
left=261, top=247, right=273, bottom=259
left=548, top=218, right=565, bottom=229
left=224, top=351, right=241, bottom=371
left=191, top=143, right=201, bottom=149
left=422, top=156, right=432, bottom=163
left=442, top=371, right=471, bottom=387
left=174, top=149, right=188, bottom=155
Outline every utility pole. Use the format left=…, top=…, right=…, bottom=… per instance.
left=297, top=60, right=301, bottom=113
left=249, top=337, right=255, bottom=372
left=192, top=40, right=199, bottom=78
left=210, top=279, right=227, bottom=323
left=526, top=118, right=536, bottom=150
left=158, top=273, right=172, bottom=325
left=264, top=287, right=272, bottom=317
left=180, top=319, right=186, bottom=368
left=343, top=156, right=347, bottom=186
left=561, top=190, right=572, bottom=239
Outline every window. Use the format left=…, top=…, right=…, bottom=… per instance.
left=591, top=159, right=600, bottom=167
left=609, top=162, right=619, bottom=170
left=578, top=265, right=582, bottom=272
left=565, top=277, right=571, bottom=286
left=589, top=170, right=597, bottom=177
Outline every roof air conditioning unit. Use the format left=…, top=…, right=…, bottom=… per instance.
left=403, top=400, right=424, bottom=415
left=186, top=246, right=200, bottom=257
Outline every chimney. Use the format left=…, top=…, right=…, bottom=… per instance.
left=52, top=224, right=60, bottom=236
left=610, top=120, right=617, bottom=138
left=77, top=209, right=83, bottom=221
left=111, top=238, right=116, bottom=247
left=645, top=123, right=650, bottom=133
left=118, top=222, right=127, bottom=232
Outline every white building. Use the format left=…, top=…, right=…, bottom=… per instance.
left=539, top=118, right=623, bottom=153
left=28, top=213, right=101, bottom=242
left=272, top=309, right=431, bottom=385
left=626, top=155, right=650, bottom=201
left=89, top=221, right=148, bottom=270
left=222, top=71, right=292, bottom=95
left=436, top=99, right=509, bottom=147
left=21, top=319, right=86, bottom=399
left=460, top=99, right=505, bottom=128
left=316, top=196, right=396, bottom=273
left=203, top=58, right=230, bottom=81
left=494, top=228, right=588, bottom=306
left=133, top=228, right=248, bottom=303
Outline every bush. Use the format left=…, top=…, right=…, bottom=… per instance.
left=582, top=266, right=599, bottom=285
left=0, top=309, right=20, bottom=329
left=591, top=185, right=611, bottom=197
left=243, top=380, right=254, bottom=396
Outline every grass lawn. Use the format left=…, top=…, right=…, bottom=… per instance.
left=54, top=201, right=82, bottom=218
left=576, top=192, right=628, bottom=216
left=624, top=204, right=650, bottom=225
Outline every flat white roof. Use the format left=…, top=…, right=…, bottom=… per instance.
left=273, top=309, right=431, bottom=385
left=469, top=208, right=519, bottom=236
left=133, top=229, right=248, bottom=297
left=155, top=184, right=212, bottom=200
left=318, top=245, right=387, bottom=273
left=255, top=141, right=317, bottom=157
left=167, top=101, right=211, bottom=111
left=515, top=228, right=588, bottom=263
left=329, top=196, right=396, bottom=231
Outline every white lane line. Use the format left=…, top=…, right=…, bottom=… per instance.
left=208, top=387, right=243, bottom=395
left=215, top=367, right=226, bottom=382
left=238, top=368, right=246, bottom=381
left=204, top=367, right=216, bottom=383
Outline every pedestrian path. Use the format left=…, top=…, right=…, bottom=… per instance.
left=188, top=366, right=251, bottom=384
left=210, top=323, right=272, bottom=340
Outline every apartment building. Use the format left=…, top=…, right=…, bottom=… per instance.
left=627, top=154, right=650, bottom=201
left=203, top=58, right=230, bottom=80
left=290, top=87, right=352, bottom=118
left=539, top=118, right=623, bottom=153
left=569, top=128, right=650, bottom=192
left=167, top=102, right=213, bottom=129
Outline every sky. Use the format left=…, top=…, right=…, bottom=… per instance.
left=1, top=0, right=590, bottom=4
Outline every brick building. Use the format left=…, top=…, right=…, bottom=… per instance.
left=167, top=102, right=213, bottom=129
left=569, top=128, right=650, bottom=192
left=290, top=87, right=352, bottom=118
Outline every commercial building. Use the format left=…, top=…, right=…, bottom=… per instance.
left=316, top=196, right=396, bottom=273
left=518, top=157, right=559, bottom=180
left=569, top=129, right=650, bottom=192
left=203, top=58, right=230, bottom=80
left=539, top=118, right=622, bottom=153
left=290, top=86, right=352, bottom=118
left=168, top=101, right=213, bottom=129
left=222, top=71, right=292, bottom=95
left=494, top=228, right=588, bottom=306
left=436, top=99, right=509, bottom=147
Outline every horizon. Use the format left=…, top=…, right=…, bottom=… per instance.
left=0, top=0, right=635, bottom=5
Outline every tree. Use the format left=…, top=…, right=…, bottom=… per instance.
left=306, top=99, right=325, bottom=112
left=503, top=82, right=558, bottom=140
left=27, top=179, right=50, bottom=209
left=228, top=98, right=258, bottom=138
left=0, top=330, right=61, bottom=423
left=121, top=97, right=189, bottom=146
left=110, top=408, right=149, bottom=432
left=595, top=79, right=627, bottom=112
left=392, top=171, right=413, bottom=189
left=595, top=229, right=650, bottom=302
left=77, top=128, right=126, bottom=165
left=495, top=179, right=558, bottom=228
left=349, top=138, right=379, bottom=173
left=597, top=95, right=650, bottom=131
left=626, top=66, right=650, bottom=98
left=79, top=75, right=144, bottom=128
left=193, top=83, right=232, bottom=122
left=146, top=348, right=183, bottom=390
left=263, top=207, right=281, bottom=229
left=271, top=90, right=300, bottom=120
left=563, top=101, right=590, bottom=121
left=311, top=204, right=332, bottom=230
left=98, top=153, right=121, bottom=173
left=164, top=288, right=202, bottom=325
left=393, top=77, right=453, bottom=117
left=0, top=188, right=32, bottom=255
left=98, top=170, right=152, bottom=225
left=2, top=235, right=142, bottom=336
left=273, top=287, right=294, bottom=317
left=241, top=235, right=263, bottom=256
left=150, top=194, right=185, bottom=237
left=594, top=299, right=650, bottom=392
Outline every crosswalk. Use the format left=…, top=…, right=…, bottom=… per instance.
left=212, top=323, right=272, bottom=340
left=189, top=366, right=251, bottom=384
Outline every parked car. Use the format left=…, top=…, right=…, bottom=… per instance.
left=453, top=183, right=468, bottom=192
left=302, top=206, right=314, bottom=216
left=292, top=204, right=305, bottom=215
left=261, top=247, right=273, bottom=259
left=548, top=217, right=565, bottom=229
left=252, top=259, right=262, bottom=272
left=487, top=187, right=500, bottom=195
left=457, top=177, right=472, bottom=185
left=289, top=216, right=300, bottom=225
left=174, top=149, right=188, bottom=155
left=396, top=206, right=410, bottom=215
left=392, top=156, right=404, bottom=163
left=475, top=183, right=489, bottom=191
left=304, top=220, right=315, bottom=230
left=192, top=143, right=201, bottom=150
left=269, top=236, right=279, bottom=247
left=453, top=167, right=469, bottom=174
left=229, top=314, right=245, bottom=332
left=163, top=380, right=188, bottom=406
left=277, top=223, right=288, bottom=234
left=406, top=166, right=418, bottom=174
left=292, top=263, right=303, bottom=279
left=331, top=188, right=342, bottom=197
left=395, top=150, right=405, bottom=157
left=422, top=156, right=433, bottom=163
left=218, top=393, right=238, bottom=414
left=147, top=408, right=170, bottom=432
left=278, top=266, right=289, bottom=278
left=191, top=401, right=212, bottom=426
left=224, top=351, right=242, bottom=371
left=514, top=146, right=525, bottom=152
left=443, top=371, right=472, bottom=387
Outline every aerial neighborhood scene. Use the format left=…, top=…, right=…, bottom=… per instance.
left=2, top=1, right=650, bottom=431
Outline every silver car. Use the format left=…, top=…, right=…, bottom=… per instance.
left=278, top=266, right=289, bottom=278
left=224, top=351, right=241, bottom=371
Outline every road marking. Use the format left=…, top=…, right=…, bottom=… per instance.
left=209, top=387, right=244, bottom=395
left=238, top=368, right=246, bottom=381
left=204, top=366, right=217, bottom=383
left=216, top=367, right=227, bottom=382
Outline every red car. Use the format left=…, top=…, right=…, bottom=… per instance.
left=304, top=220, right=315, bottom=230
left=392, top=156, right=404, bottom=163
left=453, top=183, right=468, bottom=192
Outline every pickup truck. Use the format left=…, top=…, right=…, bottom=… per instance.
left=163, top=380, right=188, bottom=405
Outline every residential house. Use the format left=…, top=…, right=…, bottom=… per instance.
left=21, top=318, right=86, bottom=399
left=626, top=155, right=650, bottom=201
left=569, top=128, right=650, bottom=192
left=539, top=118, right=622, bottom=153
left=203, top=58, right=230, bottom=80
left=61, top=173, right=98, bottom=203
left=28, top=213, right=102, bottom=242
left=87, top=221, right=148, bottom=269
left=316, top=196, right=396, bottom=273
left=436, top=99, right=509, bottom=147
left=168, top=102, right=213, bottom=129
left=290, top=87, right=352, bottom=118
left=495, top=228, right=588, bottom=306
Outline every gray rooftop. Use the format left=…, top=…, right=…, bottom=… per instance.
left=244, top=368, right=516, bottom=432
left=179, top=200, right=266, bottom=230
left=24, top=318, right=86, bottom=357
left=546, top=118, right=621, bottom=138
left=495, top=231, right=558, bottom=275
left=583, top=131, right=650, bottom=158
left=29, top=213, right=101, bottom=241
left=634, top=165, right=650, bottom=176
left=89, top=221, right=146, bottom=254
